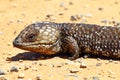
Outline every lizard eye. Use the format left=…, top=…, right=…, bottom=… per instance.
left=27, top=34, right=36, bottom=41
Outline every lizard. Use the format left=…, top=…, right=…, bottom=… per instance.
left=13, top=21, right=120, bottom=60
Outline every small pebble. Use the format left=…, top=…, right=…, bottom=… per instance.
left=101, top=19, right=110, bottom=24
left=97, top=58, right=101, bottom=61
left=10, top=66, right=19, bottom=72
left=51, top=17, right=56, bottom=21
left=32, top=62, right=37, bottom=65
left=60, top=2, right=65, bottom=7
left=83, top=77, right=88, bottom=80
left=36, top=75, right=41, bottom=80
left=80, top=62, right=87, bottom=68
left=58, top=12, right=64, bottom=15
left=32, top=68, right=38, bottom=71
left=19, top=60, right=23, bottom=62
left=11, top=3, right=17, bottom=8
left=64, top=7, right=68, bottom=10
left=108, top=70, right=115, bottom=75
left=74, top=59, right=82, bottom=63
left=0, top=76, right=8, bottom=80
left=93, top=76, right=99, bottom=80
left=109, top=59, right=113, bottom=63
left=79, top=14, right=84, bottom=19
left=14, top=31, right=17, bottom=35
left=85, top=14, right=92, bottom=18
left=98, top=7, right=103, bottom=11
left=112, top=21, right=120, bottom=26
left=115, top=23, right=120, bottom=27
left=65, top=60, right=75, bottom=64
left=46, top=14, right=53, bottom=18
left=0, top=70, right=5, bottom=75
left=80, top=19, right=87, bottom=23
left=39, top=63, right=43, bottom=66
left=24, top=65, right=29, bottom=70
left=70, top=15, right=78, bottom=21
left=96, top=63, right=102, bottom=66
left=18, top=73, right=25, bottom=79
left=0, top=31, right=3, bottom=35
left=56, top=65, right=62, bottom=68
left=50, top=64, right=55, bottom=67
left=9, top=19, right=14, bottom=23
left=83, top=54, right=89, bottom=59
left=114, top=61, right=118, bottom=64
left=70, top=69, right=79, bottom=73
left=17, top=19, right=23, bottom=23
left=114, top=1, right=118, bottom=4
left=31, top=20, right=36, bottom=23
left=69, top=1, right=73, bottom=5
left=8, top=52, right=12, bottom=55
left=66, top=74, right=78, bottom=77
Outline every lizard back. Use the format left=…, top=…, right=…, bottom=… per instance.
left=60, top=23, right=120, bottom=58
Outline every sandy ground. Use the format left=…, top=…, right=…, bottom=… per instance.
left=0, top=0, right=120, bottom=80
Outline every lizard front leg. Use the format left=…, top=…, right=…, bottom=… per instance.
left=61, top=36, right=80, bottom=60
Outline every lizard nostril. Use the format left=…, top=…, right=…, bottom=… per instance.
left=13, top=40, right=20, bottom=46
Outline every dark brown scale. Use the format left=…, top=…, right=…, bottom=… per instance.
left=59, top=23, right=120, bottom=59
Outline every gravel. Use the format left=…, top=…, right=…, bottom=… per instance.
left=101, top=19, right=110, bottom=24
left=0, top=70, right=5, bottom=75
left=32, top=67, right=38, bottom=71
left=18, top=73, right=25, bottom=79
left=69, top=1, right=73, bottom=5
left=70, top=69, right=79, bottom=73
left=109, top=59, right=113, bottom=63
left=85, top=14, right=93, bottom=18
left=97, top=58, right=101, bottom=61
left=46, top=14, right=53, bottom=18
left=39, top=63, right=43, bottom=66
left=0, top=31, right=3, bottom=35
left=0, top=76, right=8, bottom=80
left=70, top=15, right=78, bottom=21
left=24, top=65, right=29, bottom=70
left=80, top=62, right=87, bottom=68
left=93, top=76, right=100, bottom=80
left=98, top=7, right=103, bottom=11
left=32, top=62, right=37, bottom=65
left=36, top=75, right=41, bottom=80
left=58, top=12, right=64, bottom=15
left=80, top=19, right=87, bottom=23
left=96, top=63, right=102, bottom=66
left=60, top=2, right=65, bottom=7
left=70, top=14, right=84, bottom=21
left=10, top=66, right=19, bottom=72
left=65, top=74, right=78, bottom=78
left=83, top=54, right=89, bottom=59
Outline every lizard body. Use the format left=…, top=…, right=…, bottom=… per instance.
left=13, top=21, right=120, bottom=60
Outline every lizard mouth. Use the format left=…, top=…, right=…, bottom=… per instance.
left=13, top=38, right=59, bottom=50
left=13, top=38, right=60, bottom=54
left=13, top=40, right=54, bottom=48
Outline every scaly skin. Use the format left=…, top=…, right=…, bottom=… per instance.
left=13, top=21, right=120, bottom=60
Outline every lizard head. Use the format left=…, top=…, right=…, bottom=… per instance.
left=13, top=22, right=61, bottom=55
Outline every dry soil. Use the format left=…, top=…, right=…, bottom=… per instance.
left=0, top=0, right=120, bottom=80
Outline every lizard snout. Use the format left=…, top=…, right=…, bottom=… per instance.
left=13, top=40, right=19, bottom=46
left=13, top=38, right=21, bottom=47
